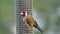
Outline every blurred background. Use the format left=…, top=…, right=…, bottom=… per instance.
left=0, top=0, right=60, bottom=34
left=0, top=0, right=16, bottom=34
left=33, top=0, right=60, bottom=34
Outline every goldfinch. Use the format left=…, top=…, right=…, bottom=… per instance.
left=20, top=9, right=43, bottom=34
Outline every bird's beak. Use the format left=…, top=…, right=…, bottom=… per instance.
left=20, top=12, right=23, bottom=15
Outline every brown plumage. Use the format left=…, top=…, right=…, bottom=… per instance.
left=23, top=15, right=35, bottom=28
left=21, top=10, right=43, bottom=34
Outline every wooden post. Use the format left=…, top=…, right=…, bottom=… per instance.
left=16, top=0, right=33, bottom=34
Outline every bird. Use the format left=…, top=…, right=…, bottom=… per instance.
left=20, top=9, right=43, bottom=34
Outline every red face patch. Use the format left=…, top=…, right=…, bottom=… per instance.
left=22, top=11, right=26, bottom=17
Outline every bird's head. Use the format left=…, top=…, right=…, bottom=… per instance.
left=20, top=9, right=27, bottom=17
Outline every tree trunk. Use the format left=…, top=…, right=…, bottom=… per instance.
left=16, top=0, right=33, bottom=34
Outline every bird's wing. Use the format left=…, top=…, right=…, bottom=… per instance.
left=25, top=15, right=35, bottom=28
left=27, top=15, right=35, bottom=25
left=34, top=21, right=43, bottom=34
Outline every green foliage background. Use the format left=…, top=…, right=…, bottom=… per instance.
left=33, top=0, right=60, bottom=34
left=0, top=0, right=15, bottom=34
left=0, top=0, right=60, bottom=34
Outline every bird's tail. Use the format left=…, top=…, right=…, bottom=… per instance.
left=34, top=21, right=43, bottom=34
left=37, top=26, right=43, bottom=34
